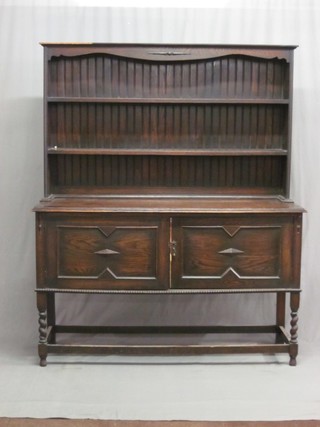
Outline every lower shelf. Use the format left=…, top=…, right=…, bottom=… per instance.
left=39, top=324, right=294, bottom=366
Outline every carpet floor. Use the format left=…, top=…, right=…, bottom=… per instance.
left=1, top=420, right=320, bottom=427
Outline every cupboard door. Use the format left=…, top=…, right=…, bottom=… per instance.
left=171, top=216, right=298, bottom=289
left=42, top=214, right=169, bottom=290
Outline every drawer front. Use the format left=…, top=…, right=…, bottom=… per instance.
left=39, top=214, right=169, bottom=290
left=171, top=216, right=300, bottom=289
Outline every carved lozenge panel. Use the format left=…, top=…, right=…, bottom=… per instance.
left=41, top=215, right=169, bottom=290
left=57, top=225, right=157, bottom=279
left=181, top=225, right=281, bottom=278
left=172, top=216, right=296, bottom=289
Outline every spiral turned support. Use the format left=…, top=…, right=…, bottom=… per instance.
left=289, top=310, right=299, bottom=366
left=38, top=310, right=48, bottom=367
left=38, top=310, right=47, bottom=343
left=289, top=292, right=300, bottom=367
left=290, top=311, right=298, bottom=344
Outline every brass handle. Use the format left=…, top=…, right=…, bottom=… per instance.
left=169, top=240, right=177, bottom=257
left=148, top=51, right=189, bottom=56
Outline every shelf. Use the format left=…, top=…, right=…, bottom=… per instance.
left=33, top=196, right=303, bottom=214
left=47, top=96, right=290, bottom=105
left=47, top=147, right=288, bottom=156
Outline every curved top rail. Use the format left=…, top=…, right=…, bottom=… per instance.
left=42, top=43, right=296, bottom=62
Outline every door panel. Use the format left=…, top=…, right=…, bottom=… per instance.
left=171, top=216, right=295, bottom=289
left=43, top=214, right=169, bottom=290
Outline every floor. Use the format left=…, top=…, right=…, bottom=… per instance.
left=0, top=339, right=320, bottom=421
left=1, top=421, right=320, bottom=427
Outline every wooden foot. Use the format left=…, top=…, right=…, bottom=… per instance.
left=289, top=355, right=297, bottom=366
left=38, top=342, right=48, bottom=367
left=40, top=357, right=47, bottom=367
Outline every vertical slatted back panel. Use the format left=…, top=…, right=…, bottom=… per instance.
left=48, top=103, right=288, bottom=151
left=45, top=46, right=291, bottom=197
left=48, top=54, right=289, bottom=99
left=49, top=155, right=286, bottom=195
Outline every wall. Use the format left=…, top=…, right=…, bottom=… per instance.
left=0, top=0, right=319, bottom=356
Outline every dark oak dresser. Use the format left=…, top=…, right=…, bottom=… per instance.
left=34, top=43, right=304, bottom=366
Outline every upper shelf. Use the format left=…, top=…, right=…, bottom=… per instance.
left=47, top=97, right=289, bottom=105
left=47, top=147, right=288, bottom=156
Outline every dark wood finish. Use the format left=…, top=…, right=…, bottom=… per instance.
left=47, top=103, right=288, bottom=149
left=289, top=291, right=300, bottom=366
left=34, top=197, right=304, bottom=214
left=42, top=214, right=169, bottom=290
left=34, top=43, right=304, bottom=366
left=47, top=154, right=287, bottom=196
left=43, top=43, right=294, bottom=198
left=171, top=215, right=298, bottom=290
left=276, top=292, right=286, bottom=327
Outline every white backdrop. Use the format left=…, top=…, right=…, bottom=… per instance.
left=0, top=0, right=320, bottom=419
left=1, top=0, right=319, bottom=346
left=0, top=0, right=320, bottom=420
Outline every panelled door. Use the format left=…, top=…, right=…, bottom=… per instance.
left=170, top=216, right=297, bottom=290
left=42, top=214, right=169, bottom=290
left=40, top=213, right=299, bottom=291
